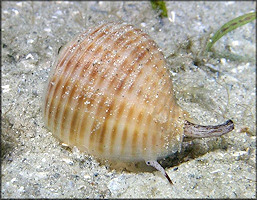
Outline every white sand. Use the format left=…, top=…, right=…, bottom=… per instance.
left=1, top=1, right=256, bottom=198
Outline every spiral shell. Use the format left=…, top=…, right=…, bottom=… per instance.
left=43, top=22, right=188, bottom=161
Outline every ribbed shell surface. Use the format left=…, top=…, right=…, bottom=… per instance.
left=43, top=22, right=186, bottom=161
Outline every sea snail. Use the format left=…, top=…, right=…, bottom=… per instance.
left=43, top=22, right=234, bottom=184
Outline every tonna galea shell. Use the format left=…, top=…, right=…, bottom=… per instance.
left=43, top=22, right=188, bottom=162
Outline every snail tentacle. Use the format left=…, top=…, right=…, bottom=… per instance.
left=146, top=160, right=173, bottom=185
left=184, top=119, right=234, bottom=138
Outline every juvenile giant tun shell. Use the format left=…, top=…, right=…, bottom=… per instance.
left=43, top=22, right=234, bottom=184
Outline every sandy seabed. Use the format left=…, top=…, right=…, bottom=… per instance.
left=1, top=1, right=256, bottom=198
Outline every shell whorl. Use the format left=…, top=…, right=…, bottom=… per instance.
left=43, top=22, right=186, bottom=161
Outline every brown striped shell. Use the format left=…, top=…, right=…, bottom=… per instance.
left=43, top=22, right=235, bottom=185
left=43, top=22, right=187, bottom=162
